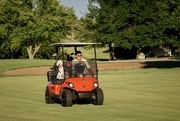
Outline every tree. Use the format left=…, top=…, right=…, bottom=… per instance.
left=15, top=0, right=70, bottom=59
left=0, top=0, right=24, bottom=59
left=86, top=0, right=180, bottom=58
left=157, top=0, right=180, bottom=54
left=0, top=0, right=77, bottom=59
left=62, top=7, right=79, bottom=42
left=76, top=1, right=101, bottom=44
left=77, top=16, right=96, bottom=42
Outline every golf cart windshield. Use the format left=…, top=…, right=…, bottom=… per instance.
left=50, top=42, right=98, bottom=79
left=56, top=60, right=97, bottom=79
left=64, top=60, right=97, bottom=78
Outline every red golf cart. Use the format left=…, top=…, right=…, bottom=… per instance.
left=45, top=42, right=104, bottom=107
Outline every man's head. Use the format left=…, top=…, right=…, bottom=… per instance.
left=75, top=51, right=82, bottom=61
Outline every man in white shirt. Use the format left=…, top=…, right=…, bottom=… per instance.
left=72, top=51, right=96, bottom=78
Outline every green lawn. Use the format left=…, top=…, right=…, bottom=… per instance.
left=0, top=59, right=55, bottom=74
left=0, top=46, right=109, bottom=75
left=0, top=60, right=180, bottom=121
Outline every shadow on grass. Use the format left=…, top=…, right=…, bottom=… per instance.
left=142, top=61, right=180, bottom=68
left=89, top=58, right=109, bottom=61
left=96, top=58, right=109, bottom=61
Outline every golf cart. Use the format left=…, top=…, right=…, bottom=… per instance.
left=45, top=42, right=104, bottom=107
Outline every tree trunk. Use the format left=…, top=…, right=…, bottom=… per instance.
left=71, top=26, right=75, bottom=41
left=27, top=44, right=41, bottom=59
left=27, top=45, right=33, bottom=59
left=109, top=42, right=114, bottom=60
left=136, top=48, right=141, bottom=59
left=109, top=42, right=112, bottom=52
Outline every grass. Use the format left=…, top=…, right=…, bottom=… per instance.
left=0, top=47, right=109, bottom=75
left=0, top=60, right=180, bottom=121
left=0, top=59, right=55, bottom=74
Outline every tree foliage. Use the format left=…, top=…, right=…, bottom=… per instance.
left=85, top=0, right=180, bottom=56
left=0, top=0, right=77, bottom=59
left=1, top=0, right=179, bottom=59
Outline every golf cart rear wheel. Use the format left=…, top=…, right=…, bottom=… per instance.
left=61, top=89, right=73, bottom=107
left=92, top=88, right=104, bottom=105
left=45, top=88, right=55, bottom=104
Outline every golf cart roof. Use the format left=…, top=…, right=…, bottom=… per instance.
left=49, top=42, right=97, bottom=47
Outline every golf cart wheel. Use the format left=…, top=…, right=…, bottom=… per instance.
left=45, top=88, right=55, bottom=104
left=92, top=88, right=104, bottom=105
left=61, top=89, right=73, bottom=107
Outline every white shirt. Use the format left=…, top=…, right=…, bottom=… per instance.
left=72, top=58, right=90, bottom=68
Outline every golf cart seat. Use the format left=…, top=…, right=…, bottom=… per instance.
left=51, top=60, right=64, bottom=84
left=64, top=61, right=73, bottom=77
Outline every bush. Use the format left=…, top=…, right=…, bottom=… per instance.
left=113, top=47, right=137, bottom=59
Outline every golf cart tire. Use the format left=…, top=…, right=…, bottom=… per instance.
left=92, top=88, right=104, bottom=105
left=61, top=89, right=73, bottom=107
left=45, top=88, right=55, bottom=104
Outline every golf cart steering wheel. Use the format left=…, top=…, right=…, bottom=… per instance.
left=74, top=63, right=86, bottom=75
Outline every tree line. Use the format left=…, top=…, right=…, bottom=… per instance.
left=0, top=0, right=179, bottom=59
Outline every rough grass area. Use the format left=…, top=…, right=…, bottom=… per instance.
left=0, top=68, right=180, bottom=121
left=0, top=59, right=55, bottom=73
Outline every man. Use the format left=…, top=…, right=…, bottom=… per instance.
left=72, top=51, right=96, bottom=78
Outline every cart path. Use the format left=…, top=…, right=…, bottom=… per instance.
left=2, top=62, right=145, bottom=75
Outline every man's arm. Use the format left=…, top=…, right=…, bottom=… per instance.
left=84, top=60, right=96, bottom=78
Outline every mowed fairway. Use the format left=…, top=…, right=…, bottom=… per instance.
left=0, top=68, right=180, bottom=121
